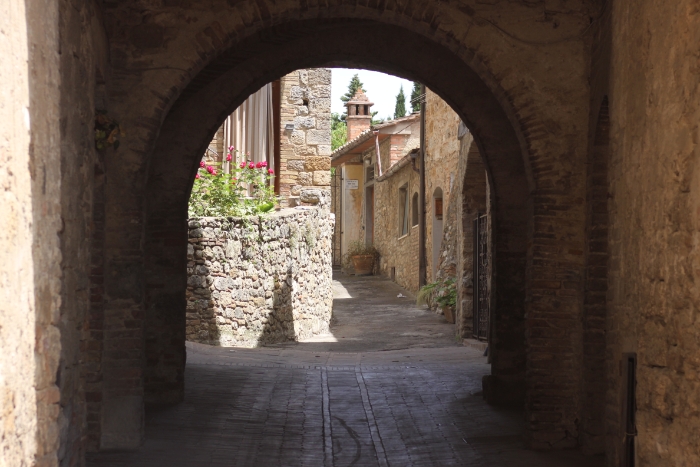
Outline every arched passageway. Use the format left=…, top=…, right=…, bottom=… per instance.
left=52, top=0, right=600, bottom=462
left=96, top=8, right=588, bottom=453
left=12, top=1, right=700, bottom=466
left=135, top=21, right=541, bottom=451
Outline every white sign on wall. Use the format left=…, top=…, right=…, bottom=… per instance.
left=346, top=179, right=359, bottom=189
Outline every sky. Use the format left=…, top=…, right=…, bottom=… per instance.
left=330, top=68, right=416, bottom=120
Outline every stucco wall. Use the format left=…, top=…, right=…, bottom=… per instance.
left=186, top=208, right=334, bottom=347
left=340, top=164, right=365, bottom=257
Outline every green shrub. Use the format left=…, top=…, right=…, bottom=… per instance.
left=417, top=277, right=456, bottom=309
left=189, top=151, right=279, bottom=217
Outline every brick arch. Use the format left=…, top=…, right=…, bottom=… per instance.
left=457, top=134, right=528, bottom=409
left=580, top=96, right=610, bottom=455
left=99, top=2, right=593, bottom=450
left=140, top=19, right=530, bottom=409
left=106, top=0, right=581, bottom=167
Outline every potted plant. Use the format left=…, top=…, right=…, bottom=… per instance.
left=417, top=277, right=457, bottom=323
left=344, top=240, right=379, bottom=275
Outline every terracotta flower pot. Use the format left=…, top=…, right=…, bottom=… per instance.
left=442, top=305, right=455, bottom=324
left=351, top=255, right=374, bottom=275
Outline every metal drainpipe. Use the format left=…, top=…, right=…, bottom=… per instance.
left=418, top=84, right=427, bottom=288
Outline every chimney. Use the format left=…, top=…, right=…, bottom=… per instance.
left=345, top=89, right=374, bottom=141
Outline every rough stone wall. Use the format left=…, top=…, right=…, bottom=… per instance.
left=373, top=157, right=421, bottom=293
left=453, top=135, right=489, bottom=340
left=186, top=209, right=333, bottom=347
left=202, top=68, right=331, bottom=205
left=606, top=2, right=700, bottom=465
left=1, top=1, right=63, bottom=466
left=453, top=133, right=474, bottom=337
left=279, top=69, right=332, bottom=205
left=424, top=89, right=462, bottom=283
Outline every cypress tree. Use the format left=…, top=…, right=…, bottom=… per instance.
left=341, top=74, right=365, bottom=103
left=340, top=74, right=365, bottom=120
left=410, top=81, right=422, bottom=113
left=394, top=85, right=407, bottom=119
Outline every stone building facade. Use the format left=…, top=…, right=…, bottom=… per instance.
left=330, top=90, right=422, bottom=292
left=423, top=90, right=464, bottom=284
left=331, top=89, right=478, bottom=300
left=186, top=208, right=334, bottom=347
left=6, top=1, right=700, bottom=466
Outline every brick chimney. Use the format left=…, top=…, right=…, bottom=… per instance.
left=345, top=89, right=374, bottom=141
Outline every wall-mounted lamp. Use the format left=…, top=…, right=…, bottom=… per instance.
left=284, top=123, right=295, bottom=131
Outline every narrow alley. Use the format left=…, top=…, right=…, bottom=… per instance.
left=87, top=273, right=601, bottom=467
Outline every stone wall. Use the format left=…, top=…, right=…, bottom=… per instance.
left=366, top=91, right=462, bottom=297
left=279, top=69, right=332, bottom=205
left=424, top=89, right=463, bottom=284
left=1, top=2, right=62, bottom=466
left=605, top=2, right=700, bottom=464
left=373, top=147, right=421, bottom=293
left=452, top=133, right=491, bottom=339
left=186, top=208, right=334, bottom=347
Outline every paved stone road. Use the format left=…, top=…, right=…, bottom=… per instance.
left=87, top=274, right=602, bottom=467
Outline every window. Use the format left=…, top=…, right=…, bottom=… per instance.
left=411, top=193, right=419, bottom=227
left=434, top=197, right=443, bottom=219
left=399, top=184, right=410, bottom=236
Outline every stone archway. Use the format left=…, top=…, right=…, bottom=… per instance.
left=14, top=1, right=700, bottom=466
left=137, top=21, right=535, bottom=432
left=87, top=0, right=592, bottom=455
left=456, top=138, right=488, bottom=340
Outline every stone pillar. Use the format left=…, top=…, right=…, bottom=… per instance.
left=279, top=69, right=332, bottom=206
left=100, top=125, right=148, bottom=450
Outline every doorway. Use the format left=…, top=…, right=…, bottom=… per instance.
left=432, top=187, right=444, bottom=280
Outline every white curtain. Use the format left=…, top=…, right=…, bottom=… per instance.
left=222, top=83, right=274, bottom=172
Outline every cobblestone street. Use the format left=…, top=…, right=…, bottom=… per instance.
left=87, top=274, right=602, bottom=467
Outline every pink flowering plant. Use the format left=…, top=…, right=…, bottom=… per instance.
left=189, top=148, right=278, bottom=217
